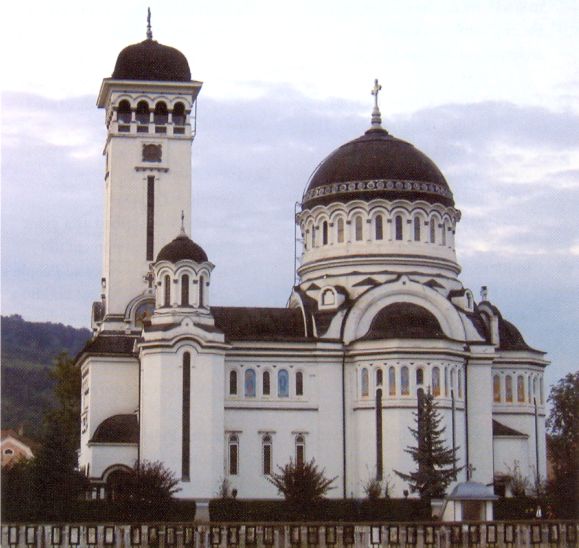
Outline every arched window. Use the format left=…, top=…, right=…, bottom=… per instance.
left=229, top=370, right=238, bottom=396
left=181, top=274, right=190, bottom=306
left=388, top=367, right=396, bottom=396
left=321, top=289, right=335, bottom=306
left=533, top=377, right=538, bottom=402
left=528, top=376, right=532, bottom=403
left=244, top=369, right=256, bottom=398
left=295, top=435, right=305, bottom=466
left=466, top=293, right=473, bottom=309
left=458, top=369, right=463, bottom=399
left=117, top=100, right=131, bottom=124
left=278, top=369, right=289, bottom=397
left=540, top=377, right=544, bottom=405
left=262, top=435, right=272, bottom=475
left=401, top=366, right=409, bottom=395
left=416, top=368, right=424, bottom=386
left=517, top=376, right=525, bottom=402
left=337, top=218, right=345, bottom=243
left=376, top=368, right=383, bottom=386
left=505, top=375, right=513, bottom=402
left=354, top=216, right=363, bottom=241
left=164, top=275, right=171, bottom=307
left=182, top=352, right=191, bottom=480
left=432, top=367, right=441, bottom=396
left=173, top=102, right=186, bottom=125
left=228, top=435, right=239, bottom=475
left=441, top=222, right=447, bottom=246
left=262, top=371, right=271, bottom=396
left=414, top=217, right=421, bottom=241
left=444, top=367, right=449, bottom=397
left=296, top=371, right=304, bottom=396
left=154, top=101, right=168, bottom=125
left=375, top=215, right=384, bottom=240
left=136, top=101, right=150, bottom=125
left=430, top=219, right=436, bottom=243
left=361, top=368, right=369, bottom=397
left=493, top=375, right=501, bottom=403
left=199, top=276, right=205, bottom=307
left=450, top=369, right=455, bottom=395
left=322, top=221, right=329, bottom=245
left=395, top=215, right=403, bottom=240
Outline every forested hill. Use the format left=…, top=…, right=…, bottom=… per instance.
left=1, top=315, right=91, bottom=440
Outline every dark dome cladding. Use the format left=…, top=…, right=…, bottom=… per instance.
left=361, top=302, right=446, bottom=340
left=112, top=39, right=191, bottom=81
left=156, top=234, right=208, bottom=263
left=302, top=127, right=453, bottom=209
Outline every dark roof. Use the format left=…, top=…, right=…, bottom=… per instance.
left=302, top=127, right=453, bottom=209
left=79, top=333, right=138, bottom=357
left=112, top=39, right=191, bottom=81
left=156, top=233, right=208, bottom=263
left=360, top=302, right=445, bottom=341
left=90, top=414, right=139, bottom=444
left=352, top=277, right=381, bottom=287
left=498, top=317, right=536, bottom=351
left=493, top=420, right=527, bottom=438
left=211, top=307, right=309, bottom=341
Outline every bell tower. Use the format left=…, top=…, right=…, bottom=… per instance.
left=94, top=15, right=202, bottom=331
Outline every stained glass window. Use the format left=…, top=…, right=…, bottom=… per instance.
left=505, top=375, right=513, bottom=402
left=361, top=368, right=369, bottom=397
left=389, top=367, right=396, bottom=396
left=517, top=376, right=525, bottom=402
left=493, top=375, right=501, bottom=402
left=278, top=369, right=289, bottom=397
left=432, top=367, right=440, bottom=397
left=401, top=366, right=409, bottom=395
left=244, top=369, right=256, bottom=398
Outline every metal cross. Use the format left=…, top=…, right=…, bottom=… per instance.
left=371, top=79, right=382, bottom=110
left=146, top=7, right=153, bottom=40
left=144, top=269, right=155, bottom=289
left=466, top=463, right=477, bottom=480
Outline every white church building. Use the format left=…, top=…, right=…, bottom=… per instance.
left=76, top=25, right=548, bottom=503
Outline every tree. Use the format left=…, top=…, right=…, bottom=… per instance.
left=546, top=372, right=578, bottom=518
left=127, top=460, right=181, bottom=505
left=395, top=389, right=461, bottom=499
left=267, top=458, right=337, bottom=506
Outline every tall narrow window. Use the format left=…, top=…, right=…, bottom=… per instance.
left=322, top=221, right=328, bottom=245
left=493, top=375, right=501, bottom=403
left=262, top=435, right=272, bottom=475
left=361, top=368, right=369, bottom=397
left=311, top=226, right=316, bottom=248
left=458, top=369, right=463, bottom=399
left=296, top=371, right=304, bottom=396
left=389, top=367, right=396, bottom=396
left=173, top=102, right=186, bottom=125
left=432, top=367, right=441, bottom=397
left=505, top=375, right=513, bottom=402
left=414, top=217, right=421, bottom=241
left=441, top=222, right=447, bottom=246
left=517, top=376, right=525, bottom=402
left=154, top=101, right=168, bottom=125
left=278, top=369, right=289, bottom=397
left=182, top=352, right=191, bottom=480
left=376, top=387, right=383, bottom=480
left=450, top=369, right=455, bottom=394
left=355, top=216, right=363, bottom=241
left=117, top=100, right=131, bottom=124
left=444, top=367, right=449, bottom=397
left=375, top=215, right=384, bottom=240
left=376, top=369, right=383, bottom=386
left=528, top=376, right=532, bottom=403
left=146, top=176, right=155, bottom=260
left=164, top=275, right=171, bottom=307
left=181, top=274, right=190, bottom=306
left=401, top=366, right=409, bottom=395
left=229, top=370, right=238, bottom=396
left=199, top=276, right=205, bottom=307
left=244, top=369, right=256, bottom=398
left=295, top=435, right=305, bottom=466
left=416, top=368, right=424, bottom=386
left=395, top=215, right=403, bottom=240
left=430, top=219, right=436, bottom=243
left=136, top=100, right=150, bottom=125
left=228, top=435, right=239, bottom=475
left=533, top=377, right=538, bottom=401
left=263, top=371, right=271, bottom=396
left=540, top=378, right=544, bottom=404
left=337, top=218, right=345, bottom=243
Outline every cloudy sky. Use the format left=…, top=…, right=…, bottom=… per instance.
left=2, top=0, right=578, bottom=391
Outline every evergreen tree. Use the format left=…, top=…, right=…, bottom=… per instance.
left=395, top=389, right=461, bottom=499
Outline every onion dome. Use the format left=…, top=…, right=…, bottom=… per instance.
left=302, top=80, right=453, bottom=210
left=111, top=11, right=191, bottom=82
left=156, top=233, right=208, bottom=263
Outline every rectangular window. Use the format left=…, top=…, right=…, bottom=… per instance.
left=263, top=442, right=272, bottom=475
left=146, top=176, right=155, bottom=261
left=182, top=353, right=191, bottom=480
left=296, top=444, right=304, bottom=466
left=229, top=442, right=238, bottom=475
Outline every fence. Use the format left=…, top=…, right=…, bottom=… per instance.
left=2, top=521, right=578, bottom=547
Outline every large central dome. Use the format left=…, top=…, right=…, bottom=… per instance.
left=302, top=126, right=453, bottom=210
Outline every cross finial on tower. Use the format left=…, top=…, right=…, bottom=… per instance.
left=146, top=7, right=153, bottom=40
left=180, top=210, right=186, bottom=235
left=371, top=78, right=383, bottom=128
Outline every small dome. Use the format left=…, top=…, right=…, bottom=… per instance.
left=112, top=39, right=191, bottom=82
left=361, top=302, right=445, bottom=340
left=302, top=127, right=453, bottom=210
left=90, top=414, right=139, bottom=444
left=156, top=233, right=208, bottom=263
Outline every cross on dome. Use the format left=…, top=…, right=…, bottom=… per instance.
left=146, top=7, right=153, bottom=40
left=180, top=210, right=186, bottom=235
left=371, top=78, right=383, bottom=128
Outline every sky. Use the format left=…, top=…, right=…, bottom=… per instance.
left=1, top=0, right=578, bottom=392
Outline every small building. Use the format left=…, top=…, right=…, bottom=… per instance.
left=441, top=482, right=498, bottom=522
left=0, top=429, right=36, bottom=468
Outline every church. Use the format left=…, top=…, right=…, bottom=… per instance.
left=76, top=23, right=548, bottom=504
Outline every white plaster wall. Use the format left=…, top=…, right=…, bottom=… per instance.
left=89, top=444, right=138, bottom=479
left=494, top=437, right=530, bottom=480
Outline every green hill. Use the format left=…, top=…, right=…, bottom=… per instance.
left=1, top=315, right=91, bottom=440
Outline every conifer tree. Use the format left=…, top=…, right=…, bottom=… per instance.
left=395, top=389, right=461, bottom=499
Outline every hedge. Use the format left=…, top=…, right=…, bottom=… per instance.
left=209, top=498, right=431, bottom=522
